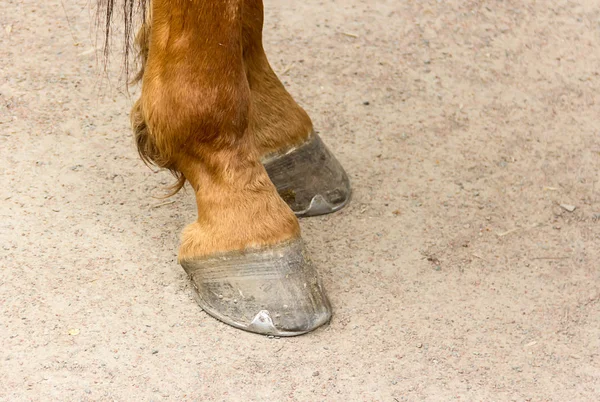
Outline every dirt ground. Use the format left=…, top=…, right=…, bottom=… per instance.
left=1, top=0, right=599, bottom=400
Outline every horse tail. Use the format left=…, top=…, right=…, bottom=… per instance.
left=96, top=0, right=149, bottom=80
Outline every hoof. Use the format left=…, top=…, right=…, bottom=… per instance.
left=180, top=239, right=331, bottom=336
left=263, top=133, right=351, bottom=217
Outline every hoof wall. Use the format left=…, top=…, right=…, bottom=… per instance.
left=263, top=133, right=351, bottom=217
left=180, top=239, right=331, bottom=336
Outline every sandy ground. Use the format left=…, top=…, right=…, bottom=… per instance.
left=1, top=0, right=600, bottom=400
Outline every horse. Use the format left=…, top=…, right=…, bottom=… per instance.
left=98, top=0, right=351, bottom=336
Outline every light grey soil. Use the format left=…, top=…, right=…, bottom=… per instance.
left=1, top=0, right=599, bottom=400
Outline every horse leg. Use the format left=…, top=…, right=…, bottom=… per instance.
left=241, top=0, right=351, bottom=217
left=135, top=0, right=330, bottom=335
left=131, top=1, right=351, bottom=217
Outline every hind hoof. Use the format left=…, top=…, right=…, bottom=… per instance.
left=180, top=239, right=331, bottom=336
left=263, top=133, right=351, bottom=217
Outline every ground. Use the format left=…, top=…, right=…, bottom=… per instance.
left=1, top=0, right=599, bottom=400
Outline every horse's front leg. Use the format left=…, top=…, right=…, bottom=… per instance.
left=137, top=0, right=330, bottom=335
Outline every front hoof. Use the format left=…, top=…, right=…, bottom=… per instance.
left=180, top=239, right=331, bottom=336
left=263, top=133, right=351, bottom=217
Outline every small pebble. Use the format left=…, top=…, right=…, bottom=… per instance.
left=313, top=371, right=320, bottom=377
left=559, top=204, right=576, bottom=212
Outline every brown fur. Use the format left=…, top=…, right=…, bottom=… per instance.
left=131, top=17, right=150, bottom=86
left=241, top=0, right=314, bottom=155
left=137, top=0, right=303, bottom=259
left=100, top=0, right=314, bottom=259
left=130, top=0, right=313, bottom=168
left=131, top=98, right=186, bottom=196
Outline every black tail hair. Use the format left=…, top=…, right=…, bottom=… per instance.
left=96, top=0, right=148, bottom=78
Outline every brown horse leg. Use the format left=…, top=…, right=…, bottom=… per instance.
left=131, top=1, right=351, bottom=216
left=241, top=0, right=312, bottom=154
left=137, top=0, right=330, bottom=335
left=241, top=0, right=352, bottom=216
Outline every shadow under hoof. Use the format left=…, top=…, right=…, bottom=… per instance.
left=180, top=239, right=331, bottom=336
left=263, top=133, right=351, bottom=217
